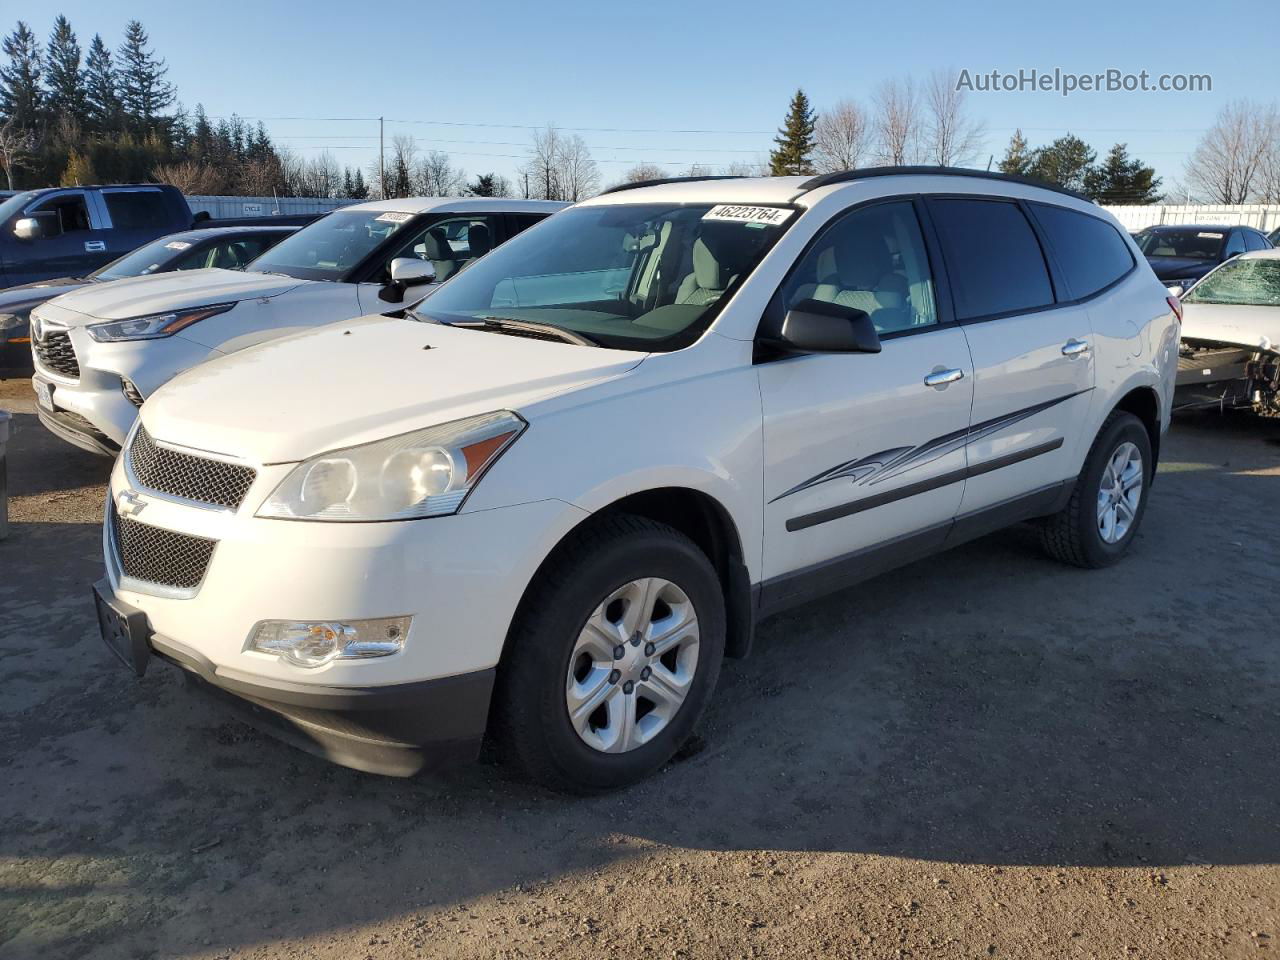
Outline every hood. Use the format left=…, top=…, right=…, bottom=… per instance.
left=35, top=268, right=306, bottom=324
left=143, top=315, right=646, bottom=463
left=1145, top=257, right=1214, bottom=282
left=1180, top=302, right=1280, bottom=354
left=0, top=277, right=89, bottom=311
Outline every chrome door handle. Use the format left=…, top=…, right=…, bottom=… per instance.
left=1062, top=338, right=1091, bottom=357
left=923, top=368, right=965, bottom=388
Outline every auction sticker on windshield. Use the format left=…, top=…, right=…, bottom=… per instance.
left=375, top=212, right=414, bottom=223
left=702, top=205, right=792, bottom=226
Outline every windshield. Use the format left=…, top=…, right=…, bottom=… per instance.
left=91, top=235, right=196, bottom=280
left=414, top=203, right=793, bottom=351
left=1184, top=258, right=1280, bottom=306
left=0, top=190, right=38, bottom=225
left=1136, top=228, right=1225, bottom=259
left=245, top=209, right=415, bottom=282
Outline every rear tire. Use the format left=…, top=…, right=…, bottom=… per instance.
left=1040, top=411, right=1152, bottom=568
left=492, top=514, right=725, bottom=794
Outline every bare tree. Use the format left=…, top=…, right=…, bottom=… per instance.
left=923, top=70, right=985, bottom=167
left=872, top=78, right=921, bottom=166
left=153, top=159, right=228, bottom=194
left=1185, top=100, right=1279, bottom=203
left=380, top=134, right=417, bottom=198
left=0, top=116, right=36, bottom=190
left=558, top=133, right=599, bottom=201
left=1259, top=137, right=1280, bottom=205
left=415, top=150, right=465, bottom=196
left=301, top=151, right=342, bottom=198
left=620, top=162, right=666, bottom=184
left=684, top=164, right=714, bottom=177
left=813, top=99, right=870, bottom=173
left=721, top=158, right=769, bottom=177
left=521, top=125, right=600, bottom=201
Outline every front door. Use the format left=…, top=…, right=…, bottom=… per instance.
left=758, top=200, right=974, bottom=607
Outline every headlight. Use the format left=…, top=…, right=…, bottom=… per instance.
left=257, top=410, right=526, bottom=521
left=87, top=302, right=236, bottom=342
left=246, top=617, right=411, bottom=667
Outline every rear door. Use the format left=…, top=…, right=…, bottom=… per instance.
left=926, top=196, right=1095, bottom=521
left=99, top=187, right=180, bottom=262
left=758, top=198, right=975, bottom=606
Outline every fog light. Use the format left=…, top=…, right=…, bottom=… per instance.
left=246, top=617, right=410, bottom=668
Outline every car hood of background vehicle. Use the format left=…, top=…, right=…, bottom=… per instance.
left=0, top=276, right=87, bottom=310
left=1146, top=256, right=1214, bottom=282
left=143, top=315, right=647, bottom=463
left=1181, top=302, right=1280, bottom=353
left=37, top=268, right=306, bottom=323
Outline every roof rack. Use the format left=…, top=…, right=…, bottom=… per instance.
left=599, top=174, right=745, bottom=196
left=798, top=166, right=1090, bottom=202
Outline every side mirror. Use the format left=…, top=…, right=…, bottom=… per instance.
left=14, top=216, right=44, bottom=240
left=379, top=257, right=437, bottom=303
left=779, top=298, right=881, bottom=354
left=1166, top=284, right=1184, bottom=298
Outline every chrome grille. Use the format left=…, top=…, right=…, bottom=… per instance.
left=33, top=328, right=79, bottom=378
left=127, top=427, right=256, bottom=510
left=110, top=506, right=217, bottom=590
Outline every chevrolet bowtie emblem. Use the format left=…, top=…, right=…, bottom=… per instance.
left=116, top=489, right=147, bottom=518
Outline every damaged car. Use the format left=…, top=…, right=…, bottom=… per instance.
left=1174, top=249, right=1280, bottom=415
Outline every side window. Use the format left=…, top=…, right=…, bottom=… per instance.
left=103, top=190, right=171, bottom=230
left=32, top=192, right=91, bottom=234
left=929, top=198, right=1054, bottom=320
left=510, top=214, right=545, bottom=236
left=779, top=200, right=938, bottom=334
left=1224, top=230, right=1246, bottom=258
left=378, top=215, right=499, bottom=283
left=1031, top=203, right=1134, bottom=299
left=207, top=237, right=271, bottom=269
left=1244, top=230, right=1269, bottom=252
left=172, top=245, right=216, bottom=270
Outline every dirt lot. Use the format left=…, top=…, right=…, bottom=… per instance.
left=1, top=376, right=1278, bottom=960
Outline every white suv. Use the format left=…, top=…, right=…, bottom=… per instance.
left=30, top=197, right=565, bottom=455
left=93, top=169, right=1179, bottom=792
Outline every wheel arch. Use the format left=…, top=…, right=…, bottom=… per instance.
left=1111, top=384, right=1162, bottom=473
left=501, top=486, right=756, bottom=668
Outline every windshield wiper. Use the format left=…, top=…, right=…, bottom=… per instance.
left=457, top=316, right=601, bottom=347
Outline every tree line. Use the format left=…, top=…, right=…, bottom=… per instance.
left=4, top=16, right=1278, bottom=206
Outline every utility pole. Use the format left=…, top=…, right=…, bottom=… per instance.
left=379, top=117, right=385, bottom=200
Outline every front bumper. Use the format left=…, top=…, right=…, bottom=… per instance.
left=96, top=577, right=494, bottom=776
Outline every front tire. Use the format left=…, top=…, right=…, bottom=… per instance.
left=1040, top=411, right=1152, bottom=568
left=493, top=514, right=726, bottom=793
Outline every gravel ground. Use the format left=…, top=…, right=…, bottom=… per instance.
left=1, top=376, right=1278, bottom=960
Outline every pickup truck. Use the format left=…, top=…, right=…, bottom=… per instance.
left=0, top=184, right=317, bottom=290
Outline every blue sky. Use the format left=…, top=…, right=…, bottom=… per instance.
left=8, top=0, right=1276, bottom=192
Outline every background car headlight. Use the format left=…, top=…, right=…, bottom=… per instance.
left=257, top=410, right=526, bottom=521
left=87, top=302, right=235, bottom=342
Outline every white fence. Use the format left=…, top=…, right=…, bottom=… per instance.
left=184, top=195, right=353, bottom=219
left=1103, top=204, right=1280, bottom=232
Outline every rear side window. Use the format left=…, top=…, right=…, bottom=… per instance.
left=510, top=214, right=545, bottom=236
left=1244, top=230, right=1270, bottom=252
left=1031, top=203, right=1134, bottom=299
left=927, top=198, right=1054, bottom=320
left=104, top=191, right=171, bottom=230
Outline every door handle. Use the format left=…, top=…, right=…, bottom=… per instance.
left=1061, top=338, right=1090, bottom=357
left=923, top=368, right=965, bottom=388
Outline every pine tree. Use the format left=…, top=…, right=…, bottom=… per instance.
left=769, top=89, right=816, bottom=176
left=1026, top=134, right=1096, bottom=193
left=0, top=22, right=44, bottom=128
left=341, top=168, right=353, bottom=198
left=83, top=34, right=120, bottom=131
left=44, top=15, right=86, bottom=123
left=188, top=103, right=214, bottom=161
left=117, top=20, right=173, bottom=130
left=1083, top=143, right=1162, bottom=204
left=470, top=172, right=499, bottom=196
left=349, top=167, right=368, bottom=200
left=998, top=128, right=1032, bottom=177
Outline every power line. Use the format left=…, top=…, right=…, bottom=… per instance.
left=203, top=114, right=773, bottom=136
